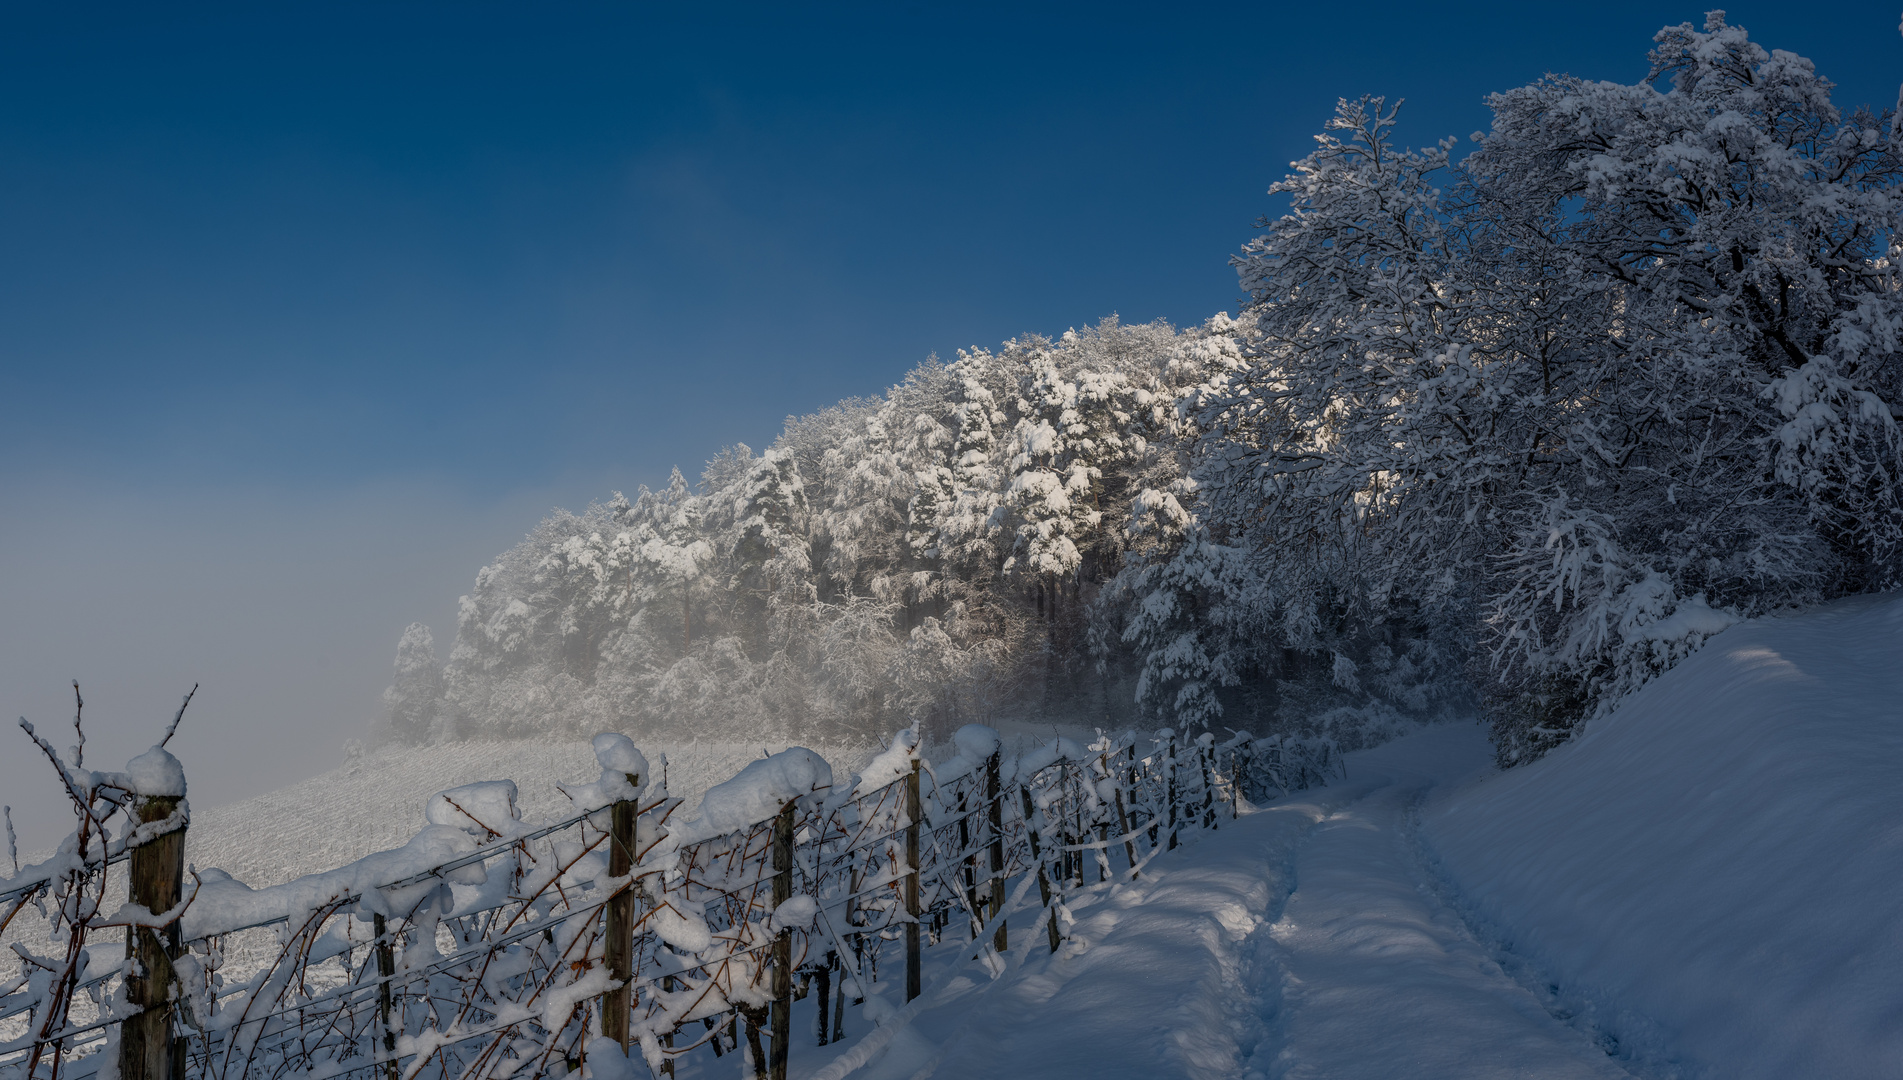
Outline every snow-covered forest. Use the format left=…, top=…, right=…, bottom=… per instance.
left=388, top=15, right=1903, bottom=766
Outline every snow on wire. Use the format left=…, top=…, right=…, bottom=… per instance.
left=0, top=724, right=1339, bottom=1080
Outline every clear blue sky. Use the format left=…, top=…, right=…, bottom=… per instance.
left=1, top=1, right=1896, bottom=844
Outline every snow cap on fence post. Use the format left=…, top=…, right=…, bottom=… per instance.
left=592, top=733, right=649, bottom=803
left=849, top=726, right=920, bottom=798
left=124, top=745, right=186, bottom=798
left=953, top=723, right=1001, bottom=762
left=1007, top=734, right=1086, bottom=785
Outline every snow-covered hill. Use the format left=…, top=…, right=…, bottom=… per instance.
left=1425, top=592, right=1903, bottom=1079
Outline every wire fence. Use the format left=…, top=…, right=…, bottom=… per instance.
left=0, top=724, right=1340, bottom=1080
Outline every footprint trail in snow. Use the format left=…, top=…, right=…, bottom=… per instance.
left=812, top=724, right=1632, bottom=1080
left=1244, top=725, right=1631, bottom=1080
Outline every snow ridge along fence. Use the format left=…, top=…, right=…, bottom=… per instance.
left=0, top=723, right=1340, bottom=1080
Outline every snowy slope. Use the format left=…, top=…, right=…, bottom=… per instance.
left=1424, top=592, right=1903, bottom=1080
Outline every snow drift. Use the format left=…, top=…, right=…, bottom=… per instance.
left=1425, top=592, right=1903, bottom=1079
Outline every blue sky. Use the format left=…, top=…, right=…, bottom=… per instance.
left=1, top=1, right=1897, bottom=843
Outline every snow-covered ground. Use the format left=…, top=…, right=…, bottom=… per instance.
left=178, top=723, right=1098, bottom=889
left=182, top=737, right=881, bottom=888
left=750, top=593, right=1903, bottom=1079
left=1425, top=592, right=1903, bottom=1080
left=16, top=593, right=1899, bottom=1077
left=769, top=725, right=1627, bottom=1080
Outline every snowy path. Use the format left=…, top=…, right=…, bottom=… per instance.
left=1248, top=726, right=1631, bottom=1080
left=797, top=724, right=1634, bottom=1080
left=886, top=786, right=1331, bottom=1079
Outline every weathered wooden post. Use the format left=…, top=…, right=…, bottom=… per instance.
left=814, top=952, right=832, bottom=1045
left=1233, top=739, right=1249, bottom=816
left=1164, top=730, right=1180, bottom=851
left=1068, top=763, right=1087, bottom=887
left=985, top=752, right=1005, bottom=952
left=121, top=757, right=186, bottom=1080
left=601, top=793, right=638, bottom=1053
left=1017, top=787, right=1061, bottom=953
left=955, top=785, right=979, bottom=940
left=769, top=801, right=795, bottom=1080
left=660, top=975, right=677, bottom=1079
left=1112, top=787, right=1138, bottom=879
left=904, top=759, right=922, bottom=1003
left=1201, top=740, right=1217, bottom=830
left=374, top=913, right=399, bottom=1080
left=832, top=952, right=848, bottom=1042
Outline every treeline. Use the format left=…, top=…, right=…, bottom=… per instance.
left=384, top=317, right=1375, bottom=746
left=387, top=16, right=1903, bottom=762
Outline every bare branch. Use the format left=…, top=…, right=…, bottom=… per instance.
left=161, top=683, right=199, bottom=748
left=70, top=680, right=83, bottom=769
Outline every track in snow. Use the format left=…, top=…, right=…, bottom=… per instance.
left=798, top=723, right=1643, bottom=1080
left=1241, top=724, right=1635, bottom=1080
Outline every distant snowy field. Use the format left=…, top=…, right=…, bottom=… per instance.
left=180, top=721, right=1092, bottom=889
left=183, top=736, right=882, bottom=888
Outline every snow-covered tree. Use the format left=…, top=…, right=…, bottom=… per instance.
left=382, top=623, right=442, bottom=743
left=1132, top=14, right=1903, bottom=763
left=402, top=318, right=1230, bottom=745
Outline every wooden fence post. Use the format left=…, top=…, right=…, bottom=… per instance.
left=1201, top=741, right=1216, bottom=830
left=956, top=785, right=978, bottom=940
left=985, top=752, right=1005, bottom=952
left=373, top=913, right=398, bottom=1080
left=770, top=801, right=795, bottom=1080
left=1112, top=787, right=1138, bottom=880
left=1070, top=764, right=1088, bottom=887
left=814, top=953, right=832, bottom=1046
left=121, top=794, right=185, bottom=1080
left=1233, top=741, right=1248, bottom=816
left=601, top=795, right=637, bottom=1053
left=1017, top=788, right=1061, bottom=954
left=1164, top=731, right=1180, bottom=851
left=904, top=760, right=921, bottom=1003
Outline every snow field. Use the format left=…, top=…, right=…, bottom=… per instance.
left=183, top=737, right=877, bottom=890
left=1, top=737, right=881, bottom=998
left=730, top=723, right=1631, bottom=1080
left=1424, top=592, right=1903, bottom=1080
left=19, top=585, right=1898, bottom=1080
